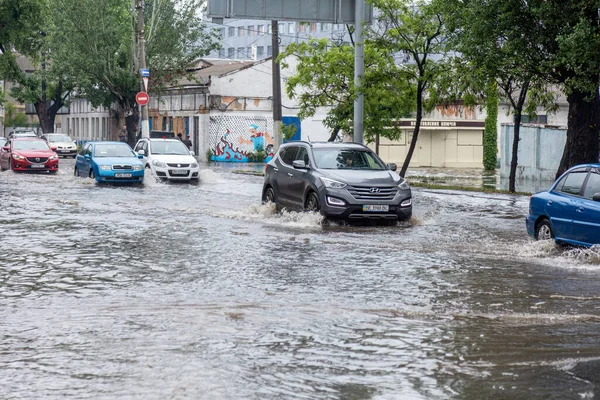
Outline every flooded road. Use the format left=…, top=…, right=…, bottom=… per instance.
left=1, top=159, right=600, bottom=399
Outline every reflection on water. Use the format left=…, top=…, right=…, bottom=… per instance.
left=1, top=160, right=600, bottom=399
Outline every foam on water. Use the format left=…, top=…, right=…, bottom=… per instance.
left=213, top=202, right=324, bottom=229
left=516, top=240, right=600, bottom=266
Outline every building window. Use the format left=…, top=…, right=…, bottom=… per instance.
left=257, top=46, right=264, bottom=57
left=310, top=23, right=317, bottom=32
left=228, top=47, right=234, bottom=58
left=267, top=24, right=272, bottom=33
left=278, top=23, right=284, bottom=33
left=237, top=47, right=245, bottom=58
left=162, top=117, right=167, bottom=130
left=299, top=24, right=306, bottom=33
left=258, top=25, right=265, bottom=34
left=321, top=23, right=330, bottom=31
left=218, top=48, right=225, bottom=58
left=246, top=47, right=252, bottom=58
left=267, top=46, right=272, bottom=56
left=238, top=26, right=244, bottom=36
left=219, top=28, right=225, bottom=38
left=228, top=26, right=235, bottom=36
left=248, top=25, right=254, bottom=36
left=289, top=23, right=296, bottom=34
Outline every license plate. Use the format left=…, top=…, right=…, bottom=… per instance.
left=115, top=173, right=132, bottom=178
left=363, top=205, right=389, bottom=212
left=31, top=163, right=45, bottom=168
left=171, top=170, right=188, bottom=175
left=59, top=150, right=70, bottom=153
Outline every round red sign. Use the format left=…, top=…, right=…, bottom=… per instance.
left=136, top=92, right=149, bottom=106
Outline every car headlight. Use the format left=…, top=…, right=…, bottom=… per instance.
left=99, top=165, right=111, bottom=171
left=398, top=179, right=410, bottom=190
left=152, top=160, right=167, bottom=168
left=190, top=163, right=199, bottom=169
left=320, top=177, right=347, bottom=189
left=49, top=155, right=59, bottom=160
left=133, top=165, right=143, bottom=171
left=12, top=154, right=25, bottom=160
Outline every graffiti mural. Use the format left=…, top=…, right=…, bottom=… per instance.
left=209, top=116, right=275, bottom=162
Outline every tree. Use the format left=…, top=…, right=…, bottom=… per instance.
left=439, top=0, right=600, bottom=181
left=279, top=36, right=414, bottom=145
left=0, top=0, right=72, bottom=134
left=371, top=0, right=447, bottom=177
left=0, top=102, right=28, bottom=128
left=483, top=81, right=498, bottom=171
left=52, top=0, right=219, bottom=145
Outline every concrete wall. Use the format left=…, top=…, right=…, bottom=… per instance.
left=500, top=124, right=567, bottom=181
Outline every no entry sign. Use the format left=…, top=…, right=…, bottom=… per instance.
left=136, top=92, right=149, bottom=106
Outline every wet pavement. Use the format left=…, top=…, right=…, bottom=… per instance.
left=1, top=159, right=600, bottom=399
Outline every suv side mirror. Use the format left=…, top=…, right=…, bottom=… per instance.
left=292, top=160, right=308, bottom=169
left=387, top=163, right=397, bottom=172
left=593, top=193, right=600, bottom=202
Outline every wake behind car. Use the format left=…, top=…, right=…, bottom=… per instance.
left=134, top=137, right=199, bottom=181
left=0, top=138, right=59, bottom=172
left=75, top=141, right=144, bottom=184
left=526, top=163, right=600, bottom=247
left=41, top=133, right=77, bottom=158
left=262, top=141, right=412, bottom=222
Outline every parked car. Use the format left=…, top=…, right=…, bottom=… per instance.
left=41, top=133, right=78, bottom=158
left=0, top=138, right=59, bottom=173
left=8, top=130, right=38, bottom=140
left=526, top=163, right=600, bottom=247
left=74, top=141, right=144, bottom=184
left=134, top=137, right=199, bottom=181
left=262, top=141, right=412, bottom=222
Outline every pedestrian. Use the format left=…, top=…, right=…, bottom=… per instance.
left=183, top=134, right=193, bottom=150
left=118, top=125, right=127, bottom=142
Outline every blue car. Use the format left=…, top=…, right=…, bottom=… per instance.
left=75, top=141, right=144, bottom=184
left=526, top=164, right=600, bottom=247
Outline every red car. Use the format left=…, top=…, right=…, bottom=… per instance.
left=0, top=138, right=59, bottom=173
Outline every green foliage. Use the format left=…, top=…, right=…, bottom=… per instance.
left=1, top=103, right=28, bottom=127
left=483, top=82, right=498, bottom=170
left=281, top=122, right=298, bottom=141
left=247, top=146, right=267, bottom=163
left=205, top=148, right=214, bottom=163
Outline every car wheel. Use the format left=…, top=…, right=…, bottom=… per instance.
left=535, top=219, right=554, bottom=241
left=263, top=187, right=276, bottom=204
left=74, top=167, right=79, bottom=177
left=305, top=191, right=320, bottom=212
left=90, top=169, right=95, bottom=179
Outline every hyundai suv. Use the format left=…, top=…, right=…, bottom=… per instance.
left=262, top=142, right=412, bottom=221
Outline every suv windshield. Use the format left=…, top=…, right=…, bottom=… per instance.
left=150, top=140, right=189, bottom=155
left=13, top=140, right=50, bottom=151
left=46, top=135, right=73, bottom=142
left=94, top=144, right=135, bottom=157
left=312, top=148, right=386, bottom=170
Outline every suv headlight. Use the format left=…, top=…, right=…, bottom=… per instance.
left=320, top=177, right=347, bottom=189
left=152, top=160, right=167, bottom=168
left=398, top=179, right=410, bottom=190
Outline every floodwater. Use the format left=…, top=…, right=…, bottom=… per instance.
left=1, top=159, right=600, bottom=400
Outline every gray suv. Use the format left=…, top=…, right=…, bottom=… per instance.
left=262, top=141, right=412, bottom=221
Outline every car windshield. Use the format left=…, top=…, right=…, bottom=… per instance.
left=94, top=144, right=135, bottom=157
left=312, top=148, right=386, bottom=170
left=13, top=132, right=37, bottom=138
left=46, top=135, right=73, bottom=142
left=13, top=140, right=50, bottom=151
left=150, top=140, right=189, bottom=155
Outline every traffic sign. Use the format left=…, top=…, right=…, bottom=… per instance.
left=136, top=92, right=149, bottom=106
left=141, top=68, right=150, bottom=77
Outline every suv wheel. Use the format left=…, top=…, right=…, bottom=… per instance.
left=305, top=191, right=320, bottom=212
left=263, top=187, right=276, bottom=204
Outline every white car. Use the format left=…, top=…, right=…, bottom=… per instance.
left=41, top=133, right=78, bottom=158
left=134, top=138, right=199, bottom=181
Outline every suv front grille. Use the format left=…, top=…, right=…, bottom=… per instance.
left=348, top=186, right=398, bottom=200
left=112, top=164, right=133, bottom=170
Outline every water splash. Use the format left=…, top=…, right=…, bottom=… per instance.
left=213, top=202, right=324, bottom=229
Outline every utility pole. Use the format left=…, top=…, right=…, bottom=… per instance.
left=353, top=0, right=365, bottom=144
left=271, top=20, right=282, bottom=153
left=137, top=0, right=150, bottom=138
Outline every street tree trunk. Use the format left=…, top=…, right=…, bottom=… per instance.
left=399, top=83, right=424, bottom=178
left=120, top=100, right=139, bottom=148
left=34, top=82, right=68, bottom=134
left=556, top=89, right=600, bottom=179
left=506, top=81, right=529, bottom=193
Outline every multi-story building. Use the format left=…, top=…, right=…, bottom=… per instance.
left=206, top=20, right=351, bottom=60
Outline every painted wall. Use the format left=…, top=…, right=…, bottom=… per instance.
left=500, top=124, right=567, bottom=181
